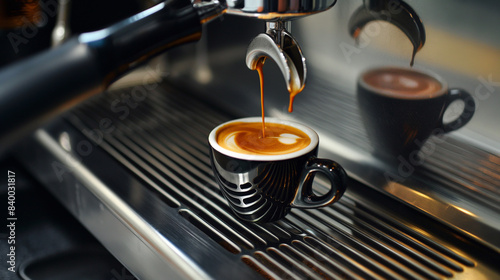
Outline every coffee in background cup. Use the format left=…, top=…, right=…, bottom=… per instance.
left=362, top=67, right=443, bottom=99
left=209, top=117, right=348, bottom=223
left=357, top=66, right=475, bottom=162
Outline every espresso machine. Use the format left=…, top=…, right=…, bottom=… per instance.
left=1, top=0, right=499, bottom=279
left=0, top=0, right=426, bottom=152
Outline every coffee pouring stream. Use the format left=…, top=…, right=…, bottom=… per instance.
left=245, top=21, right=307, bottom=107
left=0, top=0, right=425, bottom=156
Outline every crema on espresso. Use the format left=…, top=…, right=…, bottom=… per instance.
left=362, top=68, right=443, bottom=99
left=216, top=122, right=311, bottom=155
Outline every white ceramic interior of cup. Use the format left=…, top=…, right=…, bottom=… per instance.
left=208, top=117, right=319, bottom=161
left=359, top=66, right=449, bottom=100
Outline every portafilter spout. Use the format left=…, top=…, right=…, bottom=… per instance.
left=238, top=0, right=338, bottom=102
left=246, top=21, right=306, bottom=96
left=348, top=0, right=426, bottom=66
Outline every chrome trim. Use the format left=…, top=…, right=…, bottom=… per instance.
left=28, top=129, right=212, bottom=280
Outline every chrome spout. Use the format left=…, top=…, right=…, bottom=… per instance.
left=246, top=21, right=306, bottom=94
left=348, top=0, right=426, bottom=66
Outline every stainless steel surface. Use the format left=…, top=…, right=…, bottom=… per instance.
left=196, top=0, right=338, bottom=23
left=22, top=130, right=211, bottom=280
left=0, top=158, right=135, bottom=280
left=225, top=0, right=337, bottom=20
left=15, top=82, right=500, bottom=279
left=166, top=0, right=500, bottom=255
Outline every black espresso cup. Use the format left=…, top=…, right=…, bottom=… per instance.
left=357, top=66, right=475, bottom=161
left=208, top=117, right=348, bottom=223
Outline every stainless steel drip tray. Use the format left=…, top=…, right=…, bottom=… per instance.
left=15, top=83, right=500, bottom=279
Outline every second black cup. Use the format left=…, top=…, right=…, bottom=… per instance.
left=357, top=67, right=475, bottom=161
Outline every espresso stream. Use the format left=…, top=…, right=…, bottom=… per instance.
left=255, top=57, right=303, bottom=137
left=217, top=121, right=311, bottom=155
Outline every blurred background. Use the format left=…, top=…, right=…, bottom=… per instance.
left=1, top=0, right=499, bottom=279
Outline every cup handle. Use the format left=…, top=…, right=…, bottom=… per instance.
left=290, top=158, right=348, bottom=209
left=440, top=88, right=476, bottom=133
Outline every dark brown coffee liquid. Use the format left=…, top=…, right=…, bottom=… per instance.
left=216, top=122, right=311, bottom=155
left=288, top=80, right=301, bottom=113
left=254, top=56, right=303, bottom=137
left=363, top=68, right=442, bottom=98
left=256, top=58, right=266, bottom=137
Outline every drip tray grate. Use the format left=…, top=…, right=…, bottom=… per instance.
left=17, top=83, right=499, bottom=279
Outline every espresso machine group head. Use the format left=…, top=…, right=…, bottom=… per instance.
left=215, top=0, right=425, bottom=93
left=0, top=0, right=424, bottom=155
left=197, top=0, right=339, bottom=94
